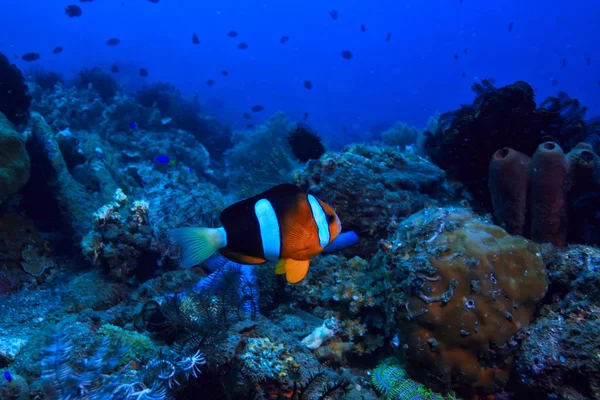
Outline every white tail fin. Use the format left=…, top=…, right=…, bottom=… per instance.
left=170, top=227, right=226, bottom=268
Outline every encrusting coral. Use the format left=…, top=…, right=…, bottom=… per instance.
left=0, top=112, right=30, bottom=203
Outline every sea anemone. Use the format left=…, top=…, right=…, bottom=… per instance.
left=287, top=124, right=325, bottom=162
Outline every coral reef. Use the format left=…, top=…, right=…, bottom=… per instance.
left=76, top=67, right=119, bottom=103
left=424, top=79, right=594, bottom=209
left=0, top=52, right=31, bottom=126
left=82, top=189, right=155, bottom=278
left=375, top=206, right=548, bottom=394
left=0, top=113, right=30, bottom=203
left=134, top=82, right=232, bottom=159
left=515, top=245, right=600, bottom=399
left=26, top=113, right=116, bottom=238
left=226, top=112, right=297, bottom=196
left=295, top=143, right=456, bottom=257
left=381, top=121, right=422, bottom=149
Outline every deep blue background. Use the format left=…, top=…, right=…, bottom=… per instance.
left=1, top=0, right=599, bottom=145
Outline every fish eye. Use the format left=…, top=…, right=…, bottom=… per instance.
left=326, top=213, right=335, bottom=223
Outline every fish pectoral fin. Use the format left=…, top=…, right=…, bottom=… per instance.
left=170, top=227, right=226, bottom=268
left=275, top=259, right=287, bottom=275
left=281, top=259, right=310, bottom=284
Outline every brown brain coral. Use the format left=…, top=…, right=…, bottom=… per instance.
left=388, top=207, right=548, bottom=394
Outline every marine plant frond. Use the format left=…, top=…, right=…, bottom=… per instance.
left=40, top=328, right=76, bottom=398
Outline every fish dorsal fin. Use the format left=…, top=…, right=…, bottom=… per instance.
left=283, top=259, right=310, bottom=284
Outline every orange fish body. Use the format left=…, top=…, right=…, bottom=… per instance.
left=170, top=184, right=342, bottom=284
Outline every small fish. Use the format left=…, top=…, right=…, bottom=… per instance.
left=130, top=122, right=137, bottom=130
left=53, top=46, right=64, bottom=54
left=3, top=371, right=12, bottom=383
left=161, top=117, right=172, bottom=125
left=221, top=70, right=229, bottom=76
left=280, top=35, right=289, bottom=44
left=237, top=42, right=248, bottom=50
left=329, top=9, right=338, bottom=20
left=155, top=155, right=171, bottom=164
left=139, top=68, right=148, bottom=76
left=147, top=0, right=159, bottom=3
left=586, top=57, right=591, bottom=66
left=464, top=48, right=468, bottom=55
left=227, top=30, right=238, bottom=38
left=386, top=32, right=391, bottom=42
left=170, top=184, right=342, bottom=284
left=460, top=0, right=463, bottom=4
left=304, top=112, right=309, bottom=120
left=551, top=79, right=558, bottom=87
left=391, top=333, right=401, bottom=347
left=303, top=80, right=313, bottom=90
left=192, top=33, right=200, bottom=44
left=341, top=50, right=353, bottom=60
left=454, top=53, right=459, bottom=60
left=110, top=65, right=119, bottom=73
left=251, top=105, right=264, bottom=112
left=65, top=5, right=82, bottom=17
left=243, top=112, right=251, bottom=119
left=80, top=0, right=94, bottom=2
left=461, top=71, right=466, bottom=78
left=562, top=58, right=567, bottom=68
left=508, top=21, right=514, bottom=32
left=21, top=52, right=40, bottom=61
left=206, top=79, right=215, bottom=86
left=247, top=123, right=254, bottom=129
left=360, top=24, right=366, bottom=32
left=106, top=38, right=121, bottom=46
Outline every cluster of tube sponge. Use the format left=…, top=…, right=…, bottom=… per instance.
left=489, top=141, right=598, bottom=246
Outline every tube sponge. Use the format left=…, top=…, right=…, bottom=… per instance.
left=488, top=147, right=530, bottom=236
left=530, top=141, right=569, bottom=246
left=0, top=112, right=30, bottom=202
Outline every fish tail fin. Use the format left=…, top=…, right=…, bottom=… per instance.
left=170, top=227, right=226, bottom=268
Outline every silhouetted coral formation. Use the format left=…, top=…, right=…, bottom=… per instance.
left=0, top=52, right=31, bottom=126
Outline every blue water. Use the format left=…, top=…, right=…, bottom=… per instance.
left=2, top=0, right=599, bottom=144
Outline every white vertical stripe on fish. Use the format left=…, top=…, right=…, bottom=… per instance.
left=307, top=194, right=330, bottom=248
left=254, top=199, right=281, bottom=260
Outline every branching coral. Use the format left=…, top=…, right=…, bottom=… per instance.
left=241, top=338, right=297, bottom=381
left=381, top=121, right=422, bottom=149
left=82, top=188, right=154, bottom=278
left=76, top=67, right=119, bottom=104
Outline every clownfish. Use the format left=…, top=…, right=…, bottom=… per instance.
left=170, top=184, right=342, bottom=284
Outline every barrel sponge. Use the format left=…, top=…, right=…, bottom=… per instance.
left=0, top=112, right=30, bottom=201
left=530, top=141, right=569, bottom=246
left=0, top=52, right=31, bottom=126
left=489, top=147, right=530, bottom=236
left=401, top=207, right=548, bottom=394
